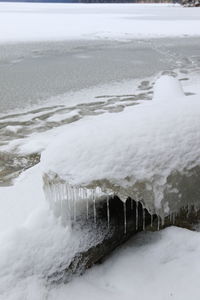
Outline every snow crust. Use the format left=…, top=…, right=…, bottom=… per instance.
left=1, top=3, right=200, bottom=43
left=41, top=76, right=200, bottom=212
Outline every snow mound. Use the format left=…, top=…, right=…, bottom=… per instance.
left=153, top=75, right=184, bottom=101
left=41, top=76, right=200, bottom=215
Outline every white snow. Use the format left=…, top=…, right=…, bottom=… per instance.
left=0, top=76, right=200, bottom=299
left=46, top=109, right=80, bottom=123
left=1, top=3, right=200, bottom=43
left=153, top=75, right=184, bottom=101
left=41, top=76, right=200, bottom=211
left=47, top=226, right=200, bottom=300
left=0, top=165, right=45, bottom=232
left=0, top=165, right=106, bottom=300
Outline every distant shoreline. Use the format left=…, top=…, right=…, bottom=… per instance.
left=0, top=1, right=178, bottom=3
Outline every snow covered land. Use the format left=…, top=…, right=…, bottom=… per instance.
left=1, top=2, right=200, bottom=300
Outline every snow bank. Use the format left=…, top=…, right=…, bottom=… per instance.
left=0, top=164, right=107, bottom=299
left=1, top=3, right=200, bottom=43
left=47, top=226, right=200, bottom=300
left=41, top=76, right=200, bottom=215
left=2, top=206, right=200, bottom=300
left=0, top=157, right=199, bottom=299
left=0, top=165, right=45, bottom=232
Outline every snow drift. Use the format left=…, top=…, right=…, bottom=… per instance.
left=41, top=76, right=200, bottom=220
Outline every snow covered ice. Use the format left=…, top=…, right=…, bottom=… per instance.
left=42, top=75, right=200, bottom=218
left=1, top=3, right=200, bottom=43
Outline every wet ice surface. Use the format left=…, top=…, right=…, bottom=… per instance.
left=0, top=37, right=200, bottom=185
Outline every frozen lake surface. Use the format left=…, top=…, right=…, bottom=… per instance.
left=1, top=3, right=200, bottom=42
left=1, top=37, right=200, bottom=112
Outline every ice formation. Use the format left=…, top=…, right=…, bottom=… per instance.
left=41, top=76, right=200, bottom=223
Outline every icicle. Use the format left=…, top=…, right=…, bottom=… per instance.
left=63, top=184, right=68, bottom=222
left=83, top=188, right=89, bottom=220
left=142, top=206, right=145, bottom=231
left=194, top=204, right=196, bottom=215
left=195, top=205, right=198, bottom=216
left=151, top=214, right=153, bottom=227
left=60, top=185, right=63, bottom=217
left=45, top=182, right=50, bottom=202
left=172, top=213, right=176, bottom=225
left=51, top=183, right=55, bottom=204
left=73, top=187, right=76, bottom=222
left=60, top=184, right=66, bottom=226
left=131, top=199, right=133, bottom=210
left=123, top=201, right=127, bottom=234
left=170, top=213, right=173, bottom=223
left=80, top=187, right=83, bottom=201
left=186, top=204, right=190, bottom=219
left=66, top=184, right=71, bottom=219
left=161, top=215, right=165, bottom=227
left=53, top=184, right=56, bottom=203
left=46, top=182, right=52, bottom=206
left=107, top=195, right=110, bottom=229
left=136, top=201, right=138, bottom=230
left=55, top=184, right=59, bottom=203
left=76, top=188, right=79, bottom=221
left=86, top=191, right=89, bottom=220
left=58, top=183, right=61, bottom=201
left=157, top=216, right=160, bottom=231
left=93, top=190, right=96, bottom=225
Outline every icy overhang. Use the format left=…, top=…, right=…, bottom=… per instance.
left=41, top=76, right=200, bottom=217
